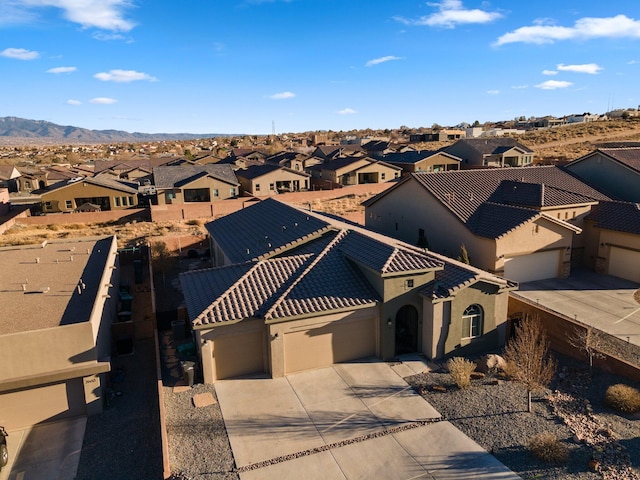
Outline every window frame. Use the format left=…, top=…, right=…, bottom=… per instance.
left=462, top=304, right=483, bottom=339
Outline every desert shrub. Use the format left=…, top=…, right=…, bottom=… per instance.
left=604, top=384, right=640, bottom=413
left=186, top=219, right=204, bottom=226
left=528, top=432, right=569, bottom=463
left=446, top=357, right=476, bottom=389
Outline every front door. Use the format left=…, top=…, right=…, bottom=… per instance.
left=395, top=305, right=419, bottom=355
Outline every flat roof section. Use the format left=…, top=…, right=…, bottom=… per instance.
left=0, top=236, right=115, bottom=335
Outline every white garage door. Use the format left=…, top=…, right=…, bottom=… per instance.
left=504, top=250, right=560, bottom=283
left=284, top=317, right=376, bottom=375
left=609, top=247, right=640, bottom=283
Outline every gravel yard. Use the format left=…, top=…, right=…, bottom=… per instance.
left=164, top=351, right=640, bottom=480
left=406, top=355, right=640, bottom=480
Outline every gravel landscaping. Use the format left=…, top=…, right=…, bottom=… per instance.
left=406, top=354, right=640, bottom=480
left=164, top=352, right=640, bottom=480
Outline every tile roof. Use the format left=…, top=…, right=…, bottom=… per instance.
left=41, top=175, right=139, bottom=194
left=467, top=202, right=540, bottom=238
left=403, top=166, right=610, bottom=236
left=496, top=180, right=597, bottom=208
left=205, top=198, right=333, bottom=263
left=585, top=201, right=640, bottom=235
left=340, top=230, right=443, bottom=275
left=448, top=138, right=534, bottom=155
left=596, top=148, right=640, bottom=173
left=381, top=150, right=456, bottom=165
left=235, top=163, right=310, bottom=180
left=153, top=164, right=238, bottom=189
left=310, top=156, right=400, bottom=173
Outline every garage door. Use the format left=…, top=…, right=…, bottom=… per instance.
left=284, top=317, right=376, bottom=375
left=214, top=330, right=264, bottom=380
left=0, top=379, right=85, bottom=429
left=609, top=247, right=640, bottom=283
left=504, top=250, right=560, bottom=283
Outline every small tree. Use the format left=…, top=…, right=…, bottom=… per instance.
left=568, top=325, right=606, bottom=373
left=503, top=315, right=556, bottom=412
left=457, top=244, right=470, bottom=264
left=151, top=241, right=174, bottom=285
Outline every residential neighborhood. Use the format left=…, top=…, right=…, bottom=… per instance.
left=1, top=117, right=640, bottom=480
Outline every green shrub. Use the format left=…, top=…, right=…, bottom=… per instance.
left=446, top=357, right=476, bottom=389
left=528, top=433, right=569, bottom=463
left=604, top=384, right=640, bottom=413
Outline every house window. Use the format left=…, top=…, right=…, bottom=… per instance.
left=462, top=305, right=483, bottom=339
left=213, top=189, right=219, bottom=198
left=255, top=184, right=261, bottom=192
left=44, top=201, right=52, bottom=210
left=115, top=197, right=121, bottom=207
left=406, top=279, right=414, bottom=288
left=230, top=187, right=237, bottom=197
left=128, top=196, right=134, bottom=205
left=25, top=181, right=31, bottom=189
left=65, top=200, right=72, bottom=209
left=381, top=173, right=386, bottom=180
left=269, top=183, right=275, bottom=191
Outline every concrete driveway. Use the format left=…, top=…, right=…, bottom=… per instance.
left=215, top=359, right=519, bottom=480
left=0, top=417, right=86, bottom=480
left=515, top=269, right=640, bottom=347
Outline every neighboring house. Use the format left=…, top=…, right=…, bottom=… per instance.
left=0, top=165, right=21, bottom=192
left=236, top=164, right=310, bottom=196
left=363, top=166, right=613, bottom=283
left=583, top=201, right=640, bottom=283
left=94, top=158, right=191, bottom=182
left=0, top=188, right=9, bottom=216
left=39, top=176, right=139, bottom=213
left=229, top=149, right=267, bottom=162
left=308, top=157, right=402, bottom=186
left=382, top=150, right=461, bottom=174
left=564, top=148, right=640, bottom=202
left=362, top=140, right=394, bottom=158
left=444, top=138, right=535, bottom=168
left=311, top=145, right=364, bottom=161
left=0, top=236, right=118, bottom=429
left=180, top=198, right=516, bottom=382
left=409, top=129, right=465, bottom=143
left=153, top=164, right=239, bottom=205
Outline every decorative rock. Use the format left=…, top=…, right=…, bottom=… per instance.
left=475, top=354, right=505, bottom=374
left=431, top=385, right=447, bottom=392
left=470, top=372, right=485, bottom=380
left=193, top=392, right=216, bottom=408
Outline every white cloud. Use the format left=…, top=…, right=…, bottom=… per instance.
left=394, top=0, right=502, bottom=28
left=496, top=14, right=640, bottom=45
left=486, top=89, right=500, bottom=95
left=16, top=0, right=136, bottom=31
left=0, top=47, right=39, bottom=60
left=94, top=69, right=158, bottom=82
left=511, top=84, right=528, bottom=89
left=93, top=32, right=126, bottom=41
left=557, top=63, right=603, bottom=74
left=365, top=55, right=402, bottom=67
left=542, top=69, right=557, bottom=75
left=66, top=99, right=81, bottom=105
left=47, top=66, right=76, bottom=74
left=337, top=108, right=357, bottom=115
left=90, top=97, right=117, bottom=104
left=269, top=91, right=296, bottom=100
left=628, top=60, right=639, bottom=65
left=535, top=80, right=573, bottom=90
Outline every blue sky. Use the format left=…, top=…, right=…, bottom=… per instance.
left=1, top=1, right=639, bottom=135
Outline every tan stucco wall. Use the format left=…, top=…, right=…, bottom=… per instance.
left=239, top=169, right=310, bottom=196
left=157, top=176, right=237, bottom=205
left=41, top=181, right=138, bottom=212
left=365, top=179, right=495, bottom=269
left=414, top=154, right=460, bottom=173
left=495, top=216, right=572, bottom=275
left=586, top=227, right=640, bottom=275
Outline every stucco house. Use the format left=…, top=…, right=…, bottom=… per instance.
left=444, top=138, right=535, bottom=168
left=236, top=164, right=310, bottom=196
left=308, top=157, right=402, bottom=187
left=0, top=165, right=21, bottom=192
left=39, top=176, right=140, bottom=213
left=382, top=150, right=461, bottom=174
left=153, top=164, right=239, bottom=205
left=179, top=198, right=516, bottom=382
left=564, top=147, right=640, bottom=202
left=0, top=236, right=118, bottom=429
left=363, top=166, right=613, bottom=283
left=582, top=201, right=640, bottom=283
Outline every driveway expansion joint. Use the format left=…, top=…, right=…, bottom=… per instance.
left=234, top=418, right=442, bottom=473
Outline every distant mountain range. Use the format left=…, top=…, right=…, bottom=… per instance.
left=0, top=117, right=231, bottom=144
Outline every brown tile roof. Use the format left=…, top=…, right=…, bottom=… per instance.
left=421, top=261, right=517, bottom=300
left=153, top=164, right=239, bottom=188
left=586, top=201, right=640, bottom=235
left=236, top=164, right=310, bottom=180
left=448, top=137, right=534, bottom=155
left=596, top=148, right=640, bottom=173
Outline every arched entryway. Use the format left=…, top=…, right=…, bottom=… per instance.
left=395, top=305, right=419, bottom=355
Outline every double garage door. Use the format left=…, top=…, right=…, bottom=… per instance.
left=504, top=250, right=560, bottom=283
left=212, top=316, right=377, bottom=380
left=609, top=247, right=640, bottom=283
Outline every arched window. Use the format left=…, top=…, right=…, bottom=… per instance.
left=462, top=304, right=483, bottom=339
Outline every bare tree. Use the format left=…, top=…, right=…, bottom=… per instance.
left=503, top=315, right=556, bottom=412
left=151, top=241, right=174, bottom=285
left=568, top=325, right=606, bottom=373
